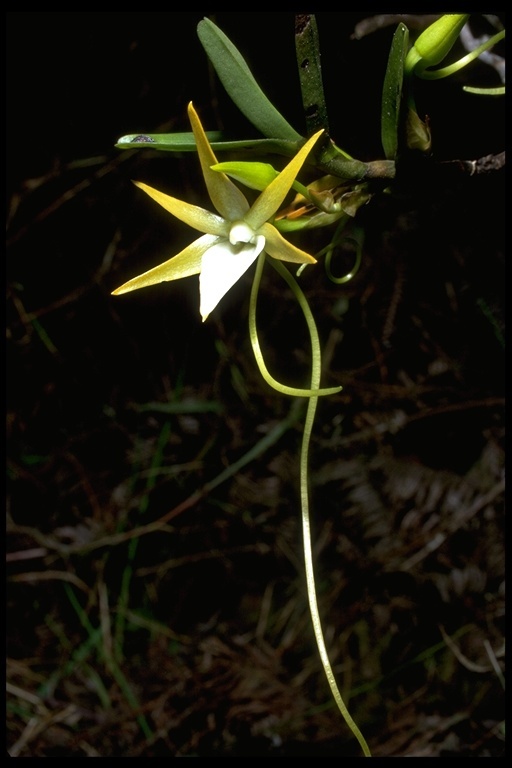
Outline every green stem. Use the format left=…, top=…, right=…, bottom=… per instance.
left=419, top=29, right=505, bottom=80
left=294, top=13, right=331, bottom=137
left=269, top=258, right=371, bottom=757
left=115, top=420, right=171, bottom=659
left=320, top=223, right=364, bottom=285
left=248, top=253, right=341, bottom=397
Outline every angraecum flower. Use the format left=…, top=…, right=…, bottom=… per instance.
left=112, top=102, right=323, bottom=320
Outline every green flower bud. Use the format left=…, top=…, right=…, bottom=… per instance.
left=211, top=161, right=279, bottom=191
left=405, top=14, right=469, bottom=75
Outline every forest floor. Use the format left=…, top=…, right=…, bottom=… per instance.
left=7, top=12, right=505, bottom=757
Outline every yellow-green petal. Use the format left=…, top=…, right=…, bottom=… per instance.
left=245, top=129, right=323, bottom=231
left=134, top=181, right=228, bottom=236
left=187, top=102, right=250, bottom=221
left=111, top=233, right=219, bottom=295
left=260, top=222, right=317, bottom=265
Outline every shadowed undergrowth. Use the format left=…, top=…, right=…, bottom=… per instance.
left=7, top=12, right=504, bottom=757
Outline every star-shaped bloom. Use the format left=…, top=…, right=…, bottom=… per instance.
left=112, top=102, right=323, bottom=320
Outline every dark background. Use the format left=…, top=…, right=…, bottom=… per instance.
left=7, top=13, right=505, bottom=756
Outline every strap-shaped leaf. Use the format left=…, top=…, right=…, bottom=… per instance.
left=381, top=23, right=409, bottom=160
left=116, top=131, right=222, bottom=151
left=197, top=17, right=302, bottom=141
left=116, top=132, right=300, bottom=156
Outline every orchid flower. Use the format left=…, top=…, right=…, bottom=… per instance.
left=112, top=102, right=323, bottom=320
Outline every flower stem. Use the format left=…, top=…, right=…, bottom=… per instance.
left=269, top=257, right=371, bottom=757
left=249, top=252, right=371, bottom=754
left=248, top=253, right=341, bottom=397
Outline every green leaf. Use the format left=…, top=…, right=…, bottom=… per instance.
left=381, top=23, right=409, bottom=159
left=115, top=131, right=222, bottom=151
left=116, top=133, right=300, bottom=156
left=197, top=17, right=302, bottom=141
